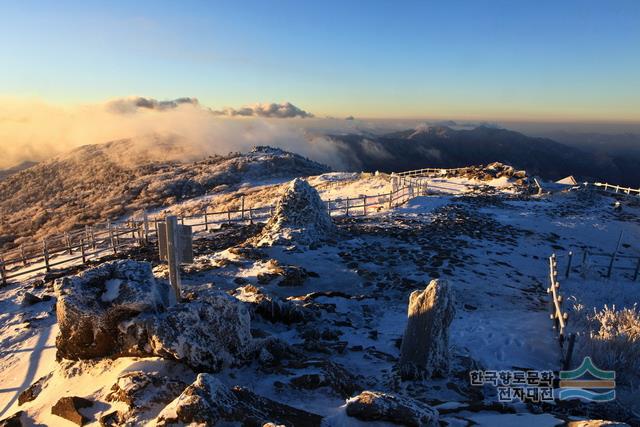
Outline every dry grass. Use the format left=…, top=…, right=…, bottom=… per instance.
left=572, top=302, right=640, bottom=388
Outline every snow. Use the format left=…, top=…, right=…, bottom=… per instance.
left=2, top=171, right=639, bottom=425
left=100, top=279, right=122, bottom=302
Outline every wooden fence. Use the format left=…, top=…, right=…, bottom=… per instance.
left=395, top=166, right=471, bottom=177
left=590, top=182, right=640, bottom=198
left=547, top=254, right=576, bottom=370
left=554, top=236, right=640, bottom=282
left=0, top=176, right=425, bottom=285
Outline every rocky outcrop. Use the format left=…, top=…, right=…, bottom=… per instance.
left=399, top=279, right=455, bottom=379
left=51, top=396, right=93, bottom=426
left=345, top=391, right=439, bottom=427
left=141, top=292, right=255, bottom=371
left=233, top=285, right=313, bottom=324
left=156, top=374, right=323, bottom=426
left=55, top=262, right=257, bottom=371
left=106, top=371, right=188, bottom=425
left=54, top=260, right=170, bottom=360
left=254, top=178, right=335, bottom=246
left=0, top=411, right=24, bottom=427
left=288, top=359, right=361, bottom=398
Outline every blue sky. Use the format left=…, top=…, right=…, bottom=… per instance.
left=1, top=0, right=639, bottom=120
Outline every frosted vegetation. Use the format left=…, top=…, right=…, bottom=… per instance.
left=0, top=141, right=329, bottom=250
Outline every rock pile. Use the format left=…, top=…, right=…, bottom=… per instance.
left=253, top=178, right=335, bottom=246
left=399, top=279, right=455, bottom=379
left=440, top=162, right=528, bottom=185
left=54, top=261, right=257, bottom=371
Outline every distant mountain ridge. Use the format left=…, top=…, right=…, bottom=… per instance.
left=328, top=125, right=635, bottom=185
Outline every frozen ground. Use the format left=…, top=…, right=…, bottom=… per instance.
left=1, top=173, right=639, bottom=426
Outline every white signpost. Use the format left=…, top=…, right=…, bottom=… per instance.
left=158, top=215, right=193, bottom=302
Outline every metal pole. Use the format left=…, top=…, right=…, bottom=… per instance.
left=565, top=251, right=573, bottom=278
left=165, top=215, right=182, bottom=302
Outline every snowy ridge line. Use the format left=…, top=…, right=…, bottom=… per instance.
left=547, top=254, right=576, bottom=370
left=0, top=177, right=424, bottom=285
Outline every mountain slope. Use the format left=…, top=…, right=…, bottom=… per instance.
left=0, top=139, right=329, bottom=250
left=328, top=126, right=626, bottom=184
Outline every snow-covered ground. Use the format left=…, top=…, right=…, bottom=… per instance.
left=1, top=172, right=639, bottom=426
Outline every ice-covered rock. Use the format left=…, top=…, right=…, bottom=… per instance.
left=254, top=178, right=335, bottom=246
left=345, top=390, right=439, bottom=427
left=54, top=260, right=170, bottom=360
left=106, top=371, right=188, bottom=425
left=156, top=374, right=323, bottom=426
left=233, top=285, right=313, bottom=324
left=141, top=292, right=255, bottom=371
left=399, top=279, right=455, bottom=379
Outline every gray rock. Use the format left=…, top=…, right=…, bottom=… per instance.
left=141, top=292, right=255, bottom=371
left=54, top=260, right=170, bottom=360
left=254, top=178, right=335, bottom=246
left=399, top=279, right=455, bottom=379
left=156, top=374, right=323, bottom=426
left=346, top=390, right=439, bottom=427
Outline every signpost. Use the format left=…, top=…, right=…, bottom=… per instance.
left=158, top=215, right=193, bottom=302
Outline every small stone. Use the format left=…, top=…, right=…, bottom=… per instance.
left=0, top=411, right=24, bottom=427
left=51, top=396, right=93, bottom=426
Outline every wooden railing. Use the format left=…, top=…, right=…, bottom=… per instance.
left=395, top=166, right=471, bottom=177
left=590, top=182, right=640, bottom=197
left=547, top=254, right=576, bottom=370
left=0, top=176, right=426, bottom=285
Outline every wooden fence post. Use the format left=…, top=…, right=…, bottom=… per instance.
left=80, top=238, right=87, bottom=264
left=108, top=220, right=117, bottom=255
left=21, top=245, right=27, bottom=267
left=204, top=211, right=209, bottom=231
left=241, top=196, right=245, bottom=221
left=43, top=239, right=50, bottom=272
left=0, top=255, right=7, bottom=286
left=143, top=210, right=149, bottom=243
left=65, top=232, right=72, bottom=255
left=249, top=207, right=254, bottom=224
left=90, top=226, right=97, bottom=250
left=363, top=195, right=367, bottom=216
left=346, top=198, right=350, bottom=216
left=565, top=251, right=573, bottom=278
left=227, top=210, right=231, bottom=224
left=607, top=231, right=623, bottom=278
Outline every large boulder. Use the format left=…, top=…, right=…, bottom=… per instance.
left=254, top=178, right=335, bottom=246
left=54, top=260, right=170, bottom=360
left=156, top=374, right=323, bottom=426
left=399, top=279, right=455, bottom=379
left=345, top=390, right=439, bottom=427
left=140, top=292, right=256, bottom=371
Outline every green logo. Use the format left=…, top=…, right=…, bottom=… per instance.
left=559, top=357, right=615, bottom=402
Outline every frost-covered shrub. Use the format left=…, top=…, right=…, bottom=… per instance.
left=572, top=303, right=640, bottom=388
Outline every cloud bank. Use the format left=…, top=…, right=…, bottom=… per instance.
left=0, top=97, right=347, bottom=170
left=211, top=102, right=314, bottom=118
